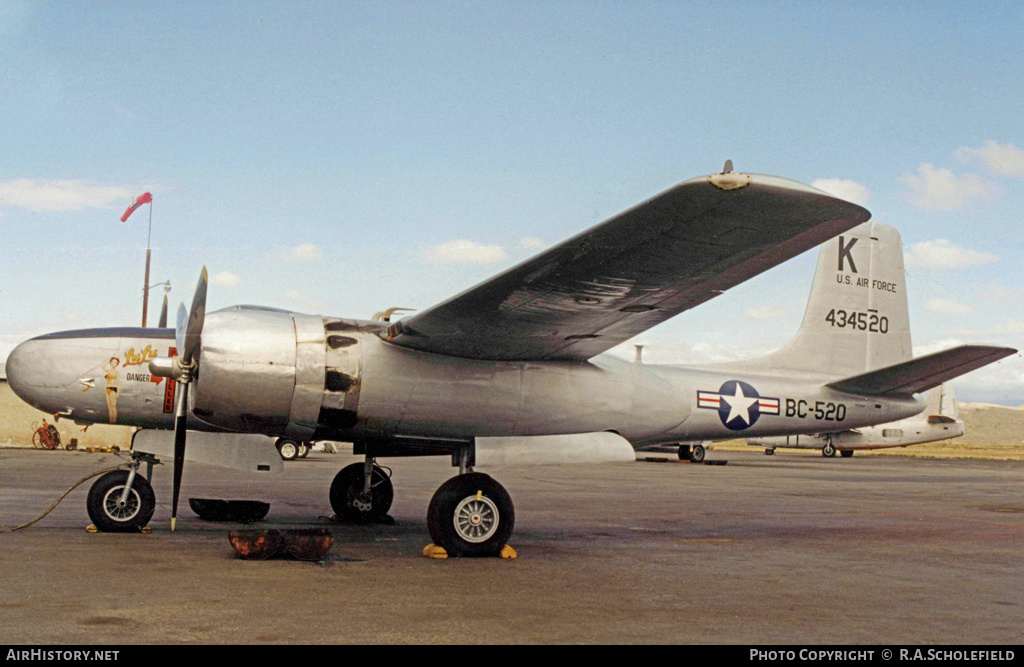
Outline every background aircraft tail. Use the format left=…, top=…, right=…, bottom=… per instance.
left=745, top=221, right=913, bottom=378
left=926, top=384, right=959, bottom=422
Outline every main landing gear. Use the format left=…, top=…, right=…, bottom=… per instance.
left=427, top=472, right=514, bottom=557
left=329, top=444, right=515, bottom=557
left=676, top=442, right=707, bottom=463
left=329, top=461, right=394, bottom=523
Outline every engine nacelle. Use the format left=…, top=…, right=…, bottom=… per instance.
left=191, top=307, right=334, bottom=440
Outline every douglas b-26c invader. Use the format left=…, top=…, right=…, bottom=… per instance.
left=6, top=166, right=1014, bottom=556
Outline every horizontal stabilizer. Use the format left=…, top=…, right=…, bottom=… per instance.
left=827, top=345, right=1016, bottom=397
left=927, top=415, right=957, bottom=424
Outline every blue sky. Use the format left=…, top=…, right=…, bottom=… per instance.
left=2, top=1, right=1022, bottom=405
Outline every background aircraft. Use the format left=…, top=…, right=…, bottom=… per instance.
left=747, top=384, right=964, bottom=457
left=6, top=168, right=1014, bottom=557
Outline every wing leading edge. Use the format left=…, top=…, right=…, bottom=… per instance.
left=386, top=171, right=871, bottom=361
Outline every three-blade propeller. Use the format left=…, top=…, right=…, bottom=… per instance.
left=150, top=267, right=208, bottom=531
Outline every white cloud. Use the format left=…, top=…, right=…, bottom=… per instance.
left=519, top=236, right=547, bottom=250
left=955, top=140, right=1024, bottom=178
left=810, top=178, right=870, bottom=205
left=903, top=239, right=998, bottom=269
left=923, top=298, right=974, bottom=315
left=281, top=243, right=321, bottom=261
left=980, top=284, right=1024, bottom=302
left=947, top=318, right=1024, bottom=339
left=898, top=164, right=995, bottom=210
left=209, top=271, right=241, bottom=287
left=913, top=338, right=967, bottom=357
left=424, top=239, right=508, bottom=264
left=991, top=319, right=1024, bottom=335
left=0, top=179, right=134, bottom=212
left=744, top=305, right=792, bottom=321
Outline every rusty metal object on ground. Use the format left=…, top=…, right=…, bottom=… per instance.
left=228, top=528, right=333, bottom=561
left=282, top=529, right=334, bottom=561
left=229, top=529, right=285, bottom=559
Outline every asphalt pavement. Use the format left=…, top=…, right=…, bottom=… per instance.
left=1, top=446, right=1021, bottom=644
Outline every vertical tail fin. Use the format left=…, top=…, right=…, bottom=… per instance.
left=927, top=384, right=959, bottom=419
left=754, top=221, right=913, bottom=378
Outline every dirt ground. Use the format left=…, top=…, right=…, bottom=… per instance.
left=1, top=381, right=134, bottom=451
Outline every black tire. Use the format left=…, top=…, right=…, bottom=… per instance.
left=690, top=444, right=706, bottom=463
left=427, top=473, right=514, bottom=558
left=329, top=463, right=394, bottom=523
left=86, top=470, right=156, bottom=533
left=822, top=442, right=836, bottom=458
left=677, top=445, right=692, bottom=461
left=764, top=448, right=775, bottom=456
left=277, top=438, right=299, bottom=461
left=840, top=450, right=854, bottom=458
left=297, top=442, right=310, bottom=458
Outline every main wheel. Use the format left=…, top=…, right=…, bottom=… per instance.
left=822, top=442, right=837, bottom=458
left=427, top=473, right=514, bottom=558
left=277, top=438, right=299, bottom=461
left=840, top=449, right=854, bottom=458
left=297, top=442, right=310, bottom=458
left=690, top=444, right=706, bottom=463
left=329, top=463, right=394, bottom=523
left=764, top=448, right=775, bottom=456
left=86, top=470, right=156, bottom=533
left=677, top=444, right=692, bottom=461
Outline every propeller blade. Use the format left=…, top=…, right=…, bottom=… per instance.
left=157, top=295, right=168, bottom=328
left=168, top=267, right=208, bottom=531
left=175, top=303, right=187, bottom=356
left=170, top=380, right=189, bottom=531
left=182, top=267, right=208, bottom=365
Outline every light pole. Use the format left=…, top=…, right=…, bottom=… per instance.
left=142, top=202, right=153, bottom=327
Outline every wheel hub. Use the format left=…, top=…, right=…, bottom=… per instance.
left=453, top=495, right=499, bottom=543
left=102, top=486, right=141, bottom=522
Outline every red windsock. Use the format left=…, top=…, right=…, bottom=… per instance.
left=120, top=192, right=153, bottom=222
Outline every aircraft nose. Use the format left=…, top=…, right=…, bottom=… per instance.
left=6, top=338, right=50, bottom=409
left=5, top=336, right=77, bottom=414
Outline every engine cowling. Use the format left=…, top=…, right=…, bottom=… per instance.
left=190, top=307, right=331, bottom=440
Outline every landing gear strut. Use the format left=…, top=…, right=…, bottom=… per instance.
left=822, top=437, right=837, bottom=458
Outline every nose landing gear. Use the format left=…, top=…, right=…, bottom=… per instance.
left=86, top=456, right=158, bottom=532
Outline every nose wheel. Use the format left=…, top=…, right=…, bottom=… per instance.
left=427, top=472, right=514, bottom=557
left=86, top=469, right=156, bottom=533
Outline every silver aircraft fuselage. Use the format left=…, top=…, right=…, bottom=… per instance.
left=5, top=306, right=924, bottom=448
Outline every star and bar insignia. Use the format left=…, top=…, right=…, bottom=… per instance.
left=697, top=380, right=779, bottom=431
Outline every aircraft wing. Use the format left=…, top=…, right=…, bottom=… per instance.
left=386, top=172, right=871, bottom=361
left=827, top=345, right=1017, bottom=396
